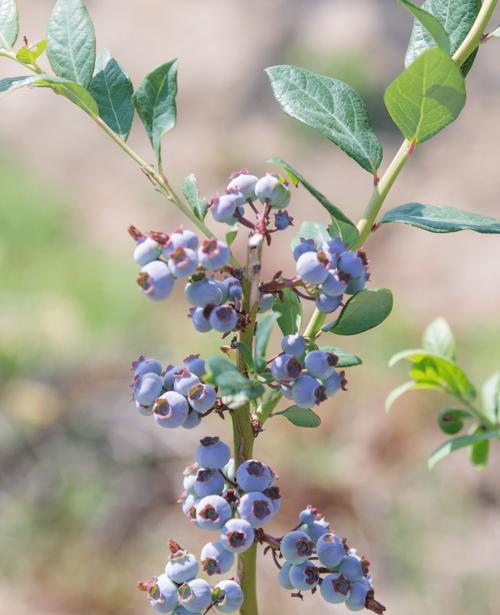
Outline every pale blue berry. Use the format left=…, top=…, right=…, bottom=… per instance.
left=165, top=544, right=199, bottom=584
left=148, top=573, right=179, bottom=612
left=168, top=247, right=198, bottom=278
left=280, top=531, right=314, bottom=565
left=222, top=276, right=243, bottom=301
left=298, top=506, right=317, bottom=525
left=134, top=236, right=162, bottom=266
left=181, top=494, right=199, bottom=522
left=255, top=174, right=290, bottom=209
left=293, top=238, right=317, bottom=261
left=193, top=469, right=225, bottom=498
left=188, top=384, right=217, bottom=414
left=237, top=492, right=274, bottom=528
left=288, top=561, right=320, bottom=591
left=200, top=541, right=235, bottom=576
left=317, top=533, right=346, bottom=568
left=236, top=460, right=273, bottom=492
left=292, top=374, right=327, bottom=408
left=296, top=251, right=330, bottom=284
left=185, top=277, right=223, bottom=307
left=320, top=573, right=352, bottom=604
left=153, top=391, right=189, bottom=429
left=220, top=518, right=255, bottom=554
left=339, top=552, right=365, bottom=582
left=211, top=193, right=244, bottom=223
left=304, top=517, right=331, bottom=542
left=227, top=171, right=258, bottom=201
left=178, top=578, right=212, bottom=613
left=304, top=350, right=338, bottom=380
left=338, top=251, right=365, bottom=279
left=271, top=354, right=302, bottom=382
left=321, top=271, right=348, bottom=297
left=214, top=580, right=244, bottom=613
left=195, top=495, right=232, bottom=530
left=345, top=577, right=372, bottom=611
left=170, top=228, right=199, bottom=251
left=183, top=355, right=206, bottom=378
left=197, top=437, right=231, bottom=470
left=174, top=370, right=201, bottom=396
left=274, top=210, right=294, bottom=230
left=345, top=272, right=368, bottom=295
left=133, top=356, right=163, bottom=378
left=137, top=261, right=175, bottom=301
left=281, top=334, right=306, bottom=357
left=190, top=307, right=213, bottom=332
left=323, top=370, right=345, bottom=396
left=315, top=293, right=342, bottom=313
left=209, top=305, right=238, bottom=333
left=278, top=562, right=296, bottom=590
left=198, top=239, right=231, bottom=271
left=182, top=409, right=202, bottom=430
left=134, top=372, right=163, bottom=406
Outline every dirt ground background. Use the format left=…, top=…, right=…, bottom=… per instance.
left=1, top=1, right=499, bottom=614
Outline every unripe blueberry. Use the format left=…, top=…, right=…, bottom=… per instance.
left=222, top=276, right=243, bottom=301
left=323, top=370, right=346, bottom=396
left=193, top=468, right=225, bottom=498
left=345, top=577, right=372, bottom=611
left=274, top=210, right=294, bottom=230
left=298, top=505, right=318, bottom=525
left=190, top=307, right=213, bottom=332
left=153, top=391, right=190, bottom=429
left=236, top=460, right=273, bottom=492
left=317, top=533, right=346, bottom=568
left=132, top=356, right=163, bottom=378
left=278, top=562, right=296, bottom=590
left=198, top=239, right=231, bottom=271
left=200, top=541, right=235, bottom=576
left=211, top=193, right=244, bottom=223
left=134, top=372, right=163, bottom=406
left=162, top=365, right=181, bottom=390
left=296, top=251, right=330, bottom=284
left=271, top=354, right=302, bottom=383
left=339, top=552, right=366, bottom=582
left=182, top=409, right=202, bottom=430
left=280, top=531, right=315, bottom=564
left=185, top=277, right=223, bottom=307
left=183, top=355, right=206, bottom=378
left=237, top=492, right=274, bottom=528
left=281, top=334, right=306, bottom=357
left=304, top=517, right=331, bottom=542
left=304, top=350, right=338, bottom=380
left=195, top=495, right=232, bottom=530
left=170, top=228, right=199, bottom=251
left=134, top=236, right=162, bottom=266
left=315, top=292, right=342, bottom=314
left=214, top=580, right=244, bottom=614
left=320, top=573, right=352, bottom=604
left=168, top=247, right=199, bottom=278
left=227, top=171, right=258, bottom=201
left=258, top=293, right=274, bottom=312
left=148, top=573, right=179, bottom=612
left=292, top=374, right=327, bottom=408
left=137, top=261, right=175, bottom=301
left=197, top=437, right=231, bottom=470
left=338, top=251, right=365, bottom=279
left=321, top=271, right=348, bottom=297
left=220, top=518, right=255, bottom=554
left=178, top=578, right=212, bottom=613
left=165, top=542, right=199, bottom=584
left=174, top=370, right=201, bottom=396
left=209, top=305, right=238, bottom=333
left=255, top=174, right=290, bottom=209
left=188, top=384, right=217, bottom=413
left=288, top=561, right=320, bottom=591
left=292, top=238, right=317, bottom=261
left=321, top=237, right=347, bottom=262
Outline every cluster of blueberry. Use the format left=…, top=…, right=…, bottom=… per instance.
left=277, top=506, right=382, bottom=612
left=210, top=170, right=292, bottom=227
left=293, top=237, right=369, bottom=313
left=132, top=355, right=217, bottom=430
left=271, top=334, right=347, bottom=409
left=139, top=540, right=243, bottom=614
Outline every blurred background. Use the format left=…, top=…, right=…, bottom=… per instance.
left=1, top=1, right=499, bottom=614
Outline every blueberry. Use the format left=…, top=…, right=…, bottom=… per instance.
left=323, top=370, right=346, bottom=396
left=236, top=460, right=273, bottom=492
left=209, top=305, right=238, bottom=333
left=304, top=517, right=331, bottom=543
left=183, top=464, right=199, bottom=495
left=162, top=365, right=182, bottom=390
left=198, top=239, right=231, bottom=271
left=197, top=437, right=231, bottom=470
left=183, top=355, right=206, bottom=378
left=227, top=171, right=258, bottom=201
left=221, top=276, right=243, bottom=301
left=165, top=543, right=199, bottom=584
left=181, top=494, right=199, bottom=522
left=132, top=356, right=163, bottom=378
left=170, top=228, right=200, bottom=251
left=345, top=271, right=368, bottom=295
left=148, top=573, right=179, bottom=612
left=263, top=486, right=281, bottom=515
left=195, top=495, right=232, bottom=530
left=153, top=391, right=190, bottom=429
left=271, top=354, right=302, bottom=383
left=255, top=174, right=290, bottom=209
left=134, top=236, right=162, bottom=266
left=213, top=580, right=244, bottom=614
left=274, top=210, right=294, bottom=230
left=137, top=261, right=175, bottom=301
left=220, top=518, right=255, bottom=554
left=178, top=578, right=212, bottom=613
left=185, top=277, right=223, bottom=307
left=296, top=251, right=330, bottom=284
left=320, top=573, right=352, bottom=604
left=321, top=271, right=348, bottom=297
left=280, top=531, right=314, bottom=565
left=338, top=251, right=365, bottom=279
left=288, top=561, right=320, bottom=591
left=193, top=469, right=225, bottom=498
left=320, top=237, right=347, bottom=262
left=317, top=533, right=346, bottom=568
left=292, top=374, right=327, bottom=408
left=134, top=372, right=163, bottom=406
left=182, top=409, right=202, bottom=430
left=278, top=562, right=296, bottom=590
left=298, top=505, right=317, bottom=525
left=258, top=293, right=274, bottom=313
left=304, top=350, right=338, bottom=380
left=315, top=293, right=342, bottom=314
left=200, top=541, right=235, bottom=576
left=237, top=492, right=274, bottom=528
left=345, top=577, right=372, bottom=611
left=281, top=334, right=306, bottom=357
left=292, top=238, right=317, bottom=261
left=188, top=384, right=217, bottom=414
left=339, top=552, right=365, bottom=582
left=168, top=247, right=199, bottom=278
left=211, top=193, right=244, bottom=223
left=173, top=370, right=201, bottom=396
left=190, top=307, right=213, bottom=332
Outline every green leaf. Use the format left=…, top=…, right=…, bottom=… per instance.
left=482, top=372, right=500, bottom=424
left=233, top=341, right=255, bottom=372
left=399, top=0, right=450, bottom=53
left=133, top=59, right=178, bottom=166
left=254, top=313, right=279, bottom=372
left=270, top=157, right=359, bottom=247
left=385, top=380, right=441, bottom=412
left=47, top=0, right=96, bottom=87
left=0, top=0, right=18, bottom=49
left=266, top=64, right=383, bottom=174
left=16, top=40, right=47, bottom=65
left=183, top=174, right=209, bottom=222
left=273, top=288, right=302, bottom=337
left=322, top=288, right=393, bottom=336
left=437, top=407, right=473, bottom=435
left=422, top=317, right=455, bottom=360
left=318, top=346, right=362, bottom=368
left=428, top=429, right=500, bottom=469
left=405, top=0, right=481, bottom=69
left=381, top=203, right=500, bottom=234
left=206, top=356, right=264, bottom=409
left=225, top=227, right=238, bottom=247
left=470, top=427, right=490, bottom=468
left=385, top=48, right=466, bottom=144
left=30, top=75, right=98, bottom=117
left=0, top=75, right=38, bottom=95
left=276, top=405, right=321, bottom=428
left=291, top=221, right=331, bottom=250
left=89, top=49, right=134, bottom=140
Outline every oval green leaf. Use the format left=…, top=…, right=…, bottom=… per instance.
left=323, top=288, right=393, bottom=336
left=0, top=0, right=18, bottom=49
left=266, top=65, right=383, bottom=174
left=277, top=405, right=321, bottom=428
left=31, top=76, right=98, bottom=117
left=428, top=429, right=500, bottom=469
left=399, top=0, right=450, bottom=54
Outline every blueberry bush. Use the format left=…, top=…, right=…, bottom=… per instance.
left=1, top=0, right=500, bottom=614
